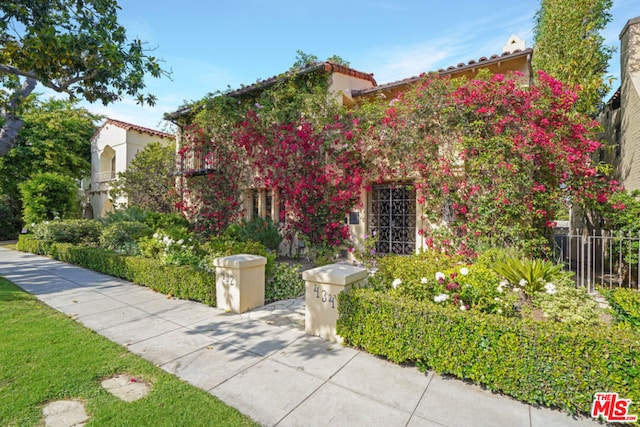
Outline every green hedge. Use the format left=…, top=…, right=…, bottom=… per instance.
left=605, top=288, right=640, bottom=327
left=16, top=234, right=50, bottom=255
left=18, top=235, right=216, bottom=305
left=337, top=288, right=640, bottom=416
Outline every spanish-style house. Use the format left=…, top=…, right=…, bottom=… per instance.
left=600, top=16, right=640, bottom=192
left=87, top=118, right=174, bottom=218
left=168, top=37, right=532, bottom=256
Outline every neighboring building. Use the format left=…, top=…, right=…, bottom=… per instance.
left=600, top=16, right=640, bottom=191
left=168, top=38, right=533, bottom=256
left=87, top=118, right=174, bottom=218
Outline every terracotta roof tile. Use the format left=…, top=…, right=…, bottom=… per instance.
left=225, top=62, right=376, bottom=98
left=101, top=118, right=174, bottom=139
left=353, top=47, right=533, bottom=97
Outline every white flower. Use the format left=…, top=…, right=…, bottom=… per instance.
left=460, top=267, right=469, bottom=276
left=392, top=278, right=402, bottom=289
left=177, top=239, right=184, bottom=245
left=518, top=278, right=528, bottom=287
left=494, top=297, right=502, bottom=302
left=496, top=285, right=504, bottom=293
left=153, top=232, right=159, bottom=239
left=544, top=283, right=557, bottom=295
left=460, top=304, right=467, bottom=311
left=421, top=277, right=428, bottom=284
left=434, top=293, right=449, bottom=303
left=513, top=287, right=521, bottom=292
left=435, top=272, right=445, bottom=281
left=499, top=281, right=508, bottom=287
left=497, top=309, right=503, bottom=314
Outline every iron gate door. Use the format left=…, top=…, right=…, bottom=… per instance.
left=369, top=184, right=416, bottom=255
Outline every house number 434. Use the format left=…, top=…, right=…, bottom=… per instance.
left=313, top=285, right=336, bottom=309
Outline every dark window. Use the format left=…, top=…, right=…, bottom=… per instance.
left=252, top=190, right=259, bottom=218
left=368, top=184, right=416, bottom=255
left=265, top=192, right=273, bottom=220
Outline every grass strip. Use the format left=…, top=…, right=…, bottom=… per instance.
left=0, top=276, right=257, bottom=426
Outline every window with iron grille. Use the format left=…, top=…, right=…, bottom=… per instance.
left=368, top=184, right=416, bottom=255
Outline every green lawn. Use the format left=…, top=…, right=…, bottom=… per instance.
left=0, top=277, right=257, bottom=426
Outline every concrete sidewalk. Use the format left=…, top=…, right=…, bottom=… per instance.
left=0, top=248, right=601, bottom=427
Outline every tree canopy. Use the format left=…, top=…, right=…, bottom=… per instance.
left=0, top=0, right=168, bottom=156
left=0, top=98, right=99, bottom=188
left=532, top=0, right=614, bottom=115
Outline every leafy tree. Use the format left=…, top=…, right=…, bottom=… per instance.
left=0, top=0, right=168, bottom=157
left=110, top=142, right=177, bottom=213
left=0, top=98, right=98, bottom=193
left=532, top=0, right=614, bottom=115
left=19, top=172, right=80, bottom=225
left=0, top=97, right=98, bottom=236
left=291, top=51, right=350, bottom=70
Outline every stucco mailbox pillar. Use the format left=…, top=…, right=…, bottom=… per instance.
left=214, top=254, right=267, bottom=313
left=302, top=264, right=368, bottom=343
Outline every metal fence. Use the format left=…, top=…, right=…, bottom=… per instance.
left=554, top=230, right=640, bottom=293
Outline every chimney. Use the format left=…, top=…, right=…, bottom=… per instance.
left=502, top=35, right=526, bottom=54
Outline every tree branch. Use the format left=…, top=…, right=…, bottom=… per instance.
left=0, top=77, right=37, bottom=157
left=0, top=63, right=98, bottom=93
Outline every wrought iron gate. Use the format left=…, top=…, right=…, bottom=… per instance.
left=555, top=230, right=640, bottom=292
left=369, top=184, right=416, bottom=255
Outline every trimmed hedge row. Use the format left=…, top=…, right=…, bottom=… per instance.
left=337, top=288, right=640, bottom=416
left=606, top=288, right=640, bottom=327
left=18, top=235, right=216, bottom=305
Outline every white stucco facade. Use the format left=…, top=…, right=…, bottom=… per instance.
left=88, top=119, right=174, bottom=218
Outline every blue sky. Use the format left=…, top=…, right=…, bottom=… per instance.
left=72, top=0, right=640, bottom=132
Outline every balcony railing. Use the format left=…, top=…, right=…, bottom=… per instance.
left=93, top=170, right=116, bottom=183
left=177, top=148, right=216, bottom=176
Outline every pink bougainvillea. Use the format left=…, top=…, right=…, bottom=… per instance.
left=356, top=70, right=621, bottom=255
left=177, top=70, right=621, bottom=255
left=234, top=112, right=366, bottom=246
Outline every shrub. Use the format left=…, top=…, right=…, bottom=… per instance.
left=16, top=234, right=50, bottom=255
left=337, top=288, right=640, bottom=416
left=101, top=206, right=149, bottom=225
left=145, top=211, right=190, bottom=231
left=416, top=264, right=519, bottom=316
left=225, top=216, right=282, bottom=251
left=99, top=221, right=152, bottom=254
left=474, top=247, right=524, bottom=268
left=530, top=283, right=602, bottom=326
left=369, top=251, right=465, bottom=292
left=605, top=288, right=640, bottom=326
left=493, top=258, right=565, bottom=296
left=32, top=219, right=102, bottom=245
left=266, top=262, right=304, bottom=303
left=19, top=172, right=79, bottom=225
left=139, top=230, right=201, bottom=267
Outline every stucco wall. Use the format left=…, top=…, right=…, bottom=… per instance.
left=617, top=17, right=640, bottom=191
left=329, top=73, right=376, bottom=105
left=89, top=123, right=173, bottom=217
